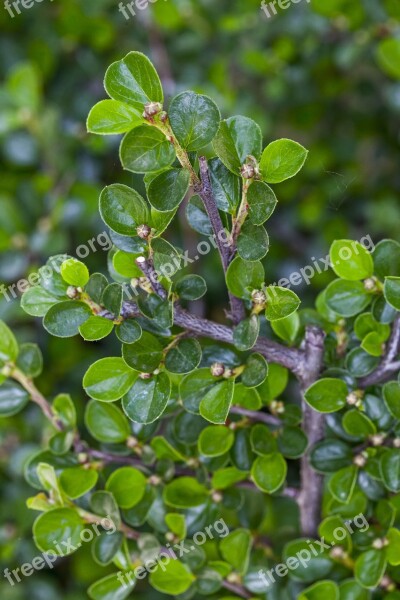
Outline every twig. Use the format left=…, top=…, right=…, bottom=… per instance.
left=297, top=326, right=326, bottom=537
left=195, top=157, right=246, bottom=324
left=230, top=406, right=281, bottom=426
left=359, top=314, right=400, bottom=388
left=136, top=256, right=167, bottom=299
left=11, top=368, right=63, bottom=429
left=222, top=580, right=252, bottom=599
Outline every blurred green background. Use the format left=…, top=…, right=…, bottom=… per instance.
left=0, top=0, right=399, bottom=597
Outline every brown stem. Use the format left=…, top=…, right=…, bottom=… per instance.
left=222, top=580, right=252, bottom=599
left=359, top=314, right=400, bottom=388
left=11, top=368, right=63, bottom=429
left=136, top=256, right=167, bottom=299
left=230, top=406, right=281, bottom=426
left=298, top=326, right=326, bottom=537
left=195, top=157, right=246, bottom=324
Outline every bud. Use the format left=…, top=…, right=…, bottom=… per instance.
left=370, top=433, right=386, bottom=447
left=165, top=532, right=175, bottom=542
left=372, top=537, right=388, bottom=550
left=353, top=453, right=367, bottom=468
left=363, top=277, right=377, bottom=291
left=139, top=372, right=152, bottom=380
left=137, top=224, right=151, bottom=240
left=270, top=400, right=285, bottom=415
left=67, top=286, right=79, bottom=299
left=143, top=102, right=163, bottom=119
left=78, top=452, right=88, bottom=464
left=148, top=475, right=162, bottom=486
left=393, top=438, right=400, bottom=448
left=211, top=362, right=225, bottom=377
left=126, top=436, right=139, bottom=449
left=330, top=545, right=345, bottom=559
left=211, top=491, right=223, bottom=503
left=381, top=574, right=395, bottom=591
left=251, top=289, right=266, bottom=305
left=346, top=391, right=363, bottom=408
left=240, top=163, right=255, bottom=179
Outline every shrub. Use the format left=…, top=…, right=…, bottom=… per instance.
left=1, top=52, right=400, bottom=599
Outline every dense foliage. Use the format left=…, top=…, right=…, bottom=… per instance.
left=1, top=49, right=400, bottom=600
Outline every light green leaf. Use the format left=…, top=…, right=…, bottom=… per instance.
left=220, top=529, right=252, bottom=575
left=83, top=357, right=137, bottom=402
left=304, top=378, right=348, bottom=413
left=163, top=477, right=209, bottom=508
left=200, top=380, right=235, bottom=424
left=251, top=453, right=287, bottom=493
left=0, top=320, right=18, bottom=364
left=259, top=138, right=308, bottom=184
left=60, top=467, right=98, bottom=499
left=354, top=549, right=387, bottom=589
left=120, top=125, right=175, bottom=173
left=21, top=286, right=60, bottom=317
left=33, top=508, right=84, bottom=555
left=43, top=301, right=91, bottom=338
left=198, top=426, right=234, bottom=457
left=88, top=572, right=135, bottom=600
left=79, top=316, right=114, bottom=341
left=105, top=467, right=147, bottom=509
left=330, top=240, right=373, bottom=281
left=85, top=400, right=130, bottom=443
left=226, top=256, right=264, bottom=300
left=325, top=280, right=371, bottom=317
left=87, top=99, right=142, bottom=135
left=150, top=559, right=195, bottom=595
left=265, top=286, right=300, bottom=321
left=122, top=372, right=171, bottom=424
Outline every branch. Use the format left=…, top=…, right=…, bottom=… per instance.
left=195, top=157, right=246, bottom=324
left=359, top=314, right=400, bottom=388
left=230, top=406, right=281, bottom=426
left=122, top=301, right=303, bottom=373
left=298, top=326, right=326, bottom=538
left=222, top=580, right=252, bottom=599
left=136, top=256, right=167, bottom=299
left=11, top=368, right=63, bottom=429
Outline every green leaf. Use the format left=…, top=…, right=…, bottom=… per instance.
left=283, top=539, right=332, bottom=583
left=311, top=440, right=353, bottom=473
left=278, top=426, right=308, bottom=459
left=151, top=436, right=186, bottom=462
left=149, top=559, right=195, bottom=595
left=209, top=158, right=241, bottom=213
left=220, top=529, right=252, bottom=575
left=151, top=237, right=181, bottom=277
left=120, top=125, right=176, bottom=173
left=211, top=467, right=248, bottom=490
left=0, top=320, right=18, bottom=364
left=0, top=381, right=29, bottom=416
left=380, top=449, right=400, bottom=492
left=21, top=286, right=60, bottom=317
left=122, top=331, right=163, bottom=372
left=259, top=138, right=308, bottom=184
left=99, top=184, right=149, bottom=236
left=251, top=453, right=287, bottom=493
left=102, top=283, right=123, bottom=315
left=43, top=301, right=91, bottom=338
left=122, top=372, right=171, bottom=424
left=304, top=378, right=348, bottom=413
left=200, top=380, right=235, bottom=424
left=233, top=383, right=262, bottom=410
left=256, top=362, right=287, bottom=400
left=186, top=195, right=212, bottom=235
left=113, top=250, right=143, bottom=279
left=169, top=91, right=220, bottom=151
left=233, top=315, right=260, bottom=351
left=213, top=116, right=262, bottom=174
left=329, top=465, right=358, bottom=503
left=175, top=275, right=207, bottom=301
left=16, top=343, right=43, bottom=378
left=330, top=240, right=373, bottom=281
left=298, top=581, right=339, bottom=600
left=265, top=286, right=300, bottom=321
left=250, top=424, right=277, bottom=456
left=384, top=277, right=400, bottom=310
left=33, top=508, right=84, bottom=555
left=79, top=316, right=114, bottom=341
left=376, top=38, right=400, bottom=80
left=342, top=409, right=376, bottom=438
left=198, top=426, right=234, bottom=457
left=325, top=280, right=371, bottom=317
left=383, top=381, right=400, bottom=419
left=165, top=338, right=202, bottom=374
left=241, top=353, right=268, bottom=388
left=148, top=168, right=190, bottom=212
left=247, top=181, right=277, bottom=225
left=105, top=466, right=147, bottom=509
left=85, top=400, right=130, bottom=443
left=226, top=256, right=264, bottom=300
left=60, top=467, right=98, bottom=499
left=180, top=368, right=216, bottom=413
left=165, top=513, right=186, bottom=540
left=237, top=222, right=269, bottom=261
left=83, top=357, right=137, bottom=402
left=87, top=99, right=142, bottom=135
left=373, top=239, right=400, bottom=278
left=88, top=572, right=135, bottom=600
left=354, top=549, right=387, bottom=589
left=163, top=477, right=209, bottom=508
left=338, top=580, right=370, bottom=600
left=53, top=394, right=76, bottom=428
left=271, top=311, right=300, bottom=344
left=92, top=533, right=124, bottom=567
left=60, top=258, right=90, bottom=287
left=86, top=273, right=109, bottom=304
left=138, top=294, right=172, bottom=329
left=115, top=320, right=142, bottom=344
left=104, top=51, right=163, bottom=111
left=387, top=528, right=400, bottom=565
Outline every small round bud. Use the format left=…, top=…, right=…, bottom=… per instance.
left=380, top=574, right=395, bottom=590
left=353, top=454, right=367, bottom=468
left=1, top=364, right=12, bottom=378
left=131, top=278, right=140, bottom=288
left=240, top=163, right=255, bottom=179
left=227, top=572, right=242, bottom=585
left=370, top=433, right=386, bottom=447
left=330, top=545, right=345, bottom=559
left=165, top=532, right=175, bottom=542
left=270, top=400, right=285, bottom=415
left=78, top=452, right=88, bottom=464
left=143, top=102, right=163, bottom=118
left=364, top=277, right=376, bottom=291
left=148, top=475, right=162, bottom=486
left=159, top=111, right=168, bottom=123
left=372, top=537, right=388, bottom=550
left=393, top=438, right=400, bottom=448
left=67, top=286, right=79, bottom=299
left=346, top=391, right=362, bottom=408
left=211, top=491, right=223, bottom=503
left=211, top=362, right=225, bottom=377
left=251, top=289, right=266, bottom=305
left=223, top=368, right=234, bottom=379
left=137, top=224, right=151, bottom=239
left=139, top=372, right=152, bottom=380
left=126, top=436, right=139, bottom=449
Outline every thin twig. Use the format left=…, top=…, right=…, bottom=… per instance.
left=222, top=580, right=252, bottom=599
left=136, top=256, right=167, bottom=299
left=359, top=314, right=400, bottom=388
left=230, top=406, right=281, bottom=426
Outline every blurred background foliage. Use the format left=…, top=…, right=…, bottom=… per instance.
left=0, top=0, right=399, bottom=597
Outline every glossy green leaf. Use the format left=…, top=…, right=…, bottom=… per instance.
left=329, top=466, right=358, bottom=503
left=148, top=168, right=190, bottom=212
left=387, top=527, right=400, bottom=565
left=380, top=450, right=400, bottom=492
left=79, top=316, right=114, bottom=341
left=60, top=467, right=98, bottom=499
left=85, top=400, right=130, bottom=443
left=105, top=467, right=147, bottom=509
left=198, top=426, right=234, bottom=457
left=115, top=319, right=142, bottom=344
left=233, top=315, right=259, bottom=351
left=122, top=332, right=163, bottom=372
left=99, top=184, right=149, bottom=236
left=150, top=559, right=195, bottom=595
left=220, top=529, right=252, bottom=575
left=83, top=357, right=137, bottom=402
left=16, top=343, right=43, bottom=378
left=237, top=222, right=269, bottom=261
left=43, top=301, right=91, bottom=338
left=163, top=477, right=209, bottom=508
left=251, top=453, right=287, bottom=493
left=376, top=38, right=400, bottom=80
left=122, top=372, right=171, bottom=424
left=213, top=115, right=262, bottom=174
left=60, top=258, right=89, bottom=287
left=383, top=381, right=400, bottom=419
left=169, top=91, right=220, bottom=151
left=325, top=280, right=371, bottom=317
left=87, top=99, right=142, bottom=135
left=298, top=580, right=339, bottom=600
left=33, top=508, right=84, bottom=555
left=373, top=239, right=400, bottom=278
left=271, top=311, right=300, bottom=344
left=354, top=549, right=387, bottom=589
left=226, top=256, right=264, bottom=300
left=330, top=240, right=373, bottom=281
left=165, top=338, right=202, bottom=374
left=0, top=320, right=18, bottom=364
left=241, top=353, right=268, bottom=388
left=265, top=286, right=300, bottom=321
left=247, top=181, right=277, bottom=225
left=120, top=125, right=175, bottom=173
left=88, top=572, right=135, bottom=600
left=384, top=277, right=400, bottom=310
left=21, top=286, right=60, bottom=317
left=200, top=379, right=235, bottom=424
left=175, top=274, right=207, bottom=301
left=0, top=381, right=29, bottom=417
left=304, top=378, right=348, bottom=413
left=209, top=157, right=241, bottom=213
left=259, top=138, right=308, bottom=184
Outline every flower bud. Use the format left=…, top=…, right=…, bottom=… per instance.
left=370, top=433, right=386, bottom=447
left=251, top=289, right=266, bottom=305
left=67, top=286, right=79, bottom=299
left=353, top=453, right=367, bottom=468
left=240, top=163, right=255, bottom=179
left=143, top=102, right=163, bottom=119
left=211, top=362, right=225, bottom=377
left=363, top=277, right=377, bottom=291
left=137, top=224, right=151, bottom=239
